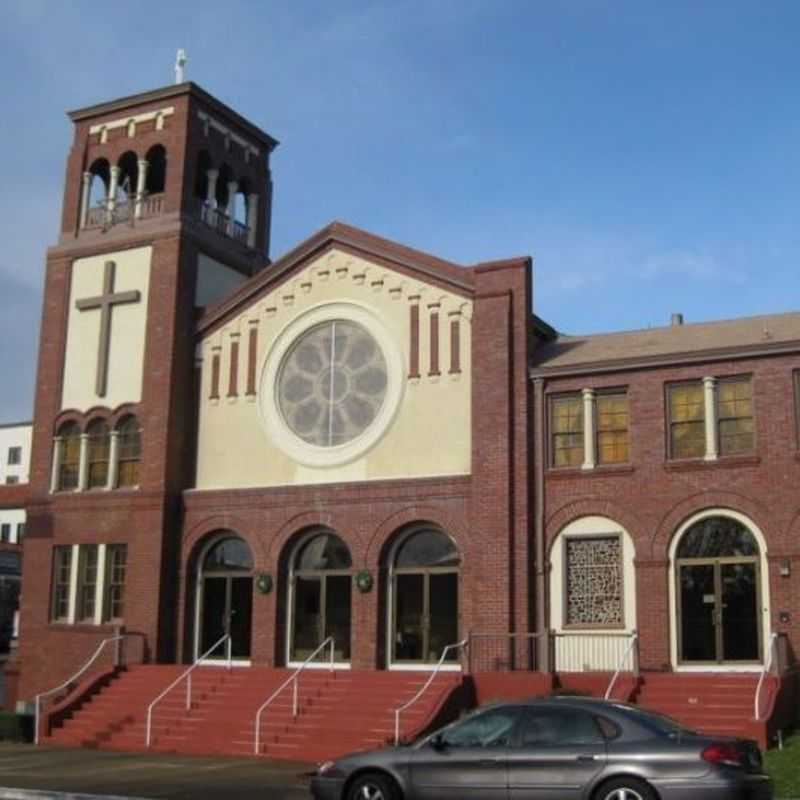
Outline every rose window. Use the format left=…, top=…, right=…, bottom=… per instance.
left=277, top=320, right=388, bottom=447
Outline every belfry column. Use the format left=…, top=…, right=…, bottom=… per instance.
left=107, top=165, right=121, bottom=219
left=79, top=172, right=92, bottom=229
left=703, top=376, right=718, bottom=460
left=226, top=181, right=238, bottom=235
left=247, top=193, right=259, bottom=248
left=134, top=159, right=148, bottom=219
left=205, top=168, right=219, bottom=207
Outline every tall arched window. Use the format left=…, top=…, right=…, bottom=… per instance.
left=288, top=531, right=352, bottom=664
left=116, top=415, right=141, bottom=488
left=389, top=526, right=460, bottom=665
left=194, top=150, right=212, bottom=202
left=86, top=419, right=110, bottom=489
left=57, top=422, right=81, bottom=491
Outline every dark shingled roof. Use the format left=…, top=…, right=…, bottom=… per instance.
left=531, top=311, right=800, bottom=374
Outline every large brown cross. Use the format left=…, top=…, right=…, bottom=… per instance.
left=75, top=260, right=141, bottom=398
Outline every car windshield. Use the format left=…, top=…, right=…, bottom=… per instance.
left=612, top=704, right=697, bottom=737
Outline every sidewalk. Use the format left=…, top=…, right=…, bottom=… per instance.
left=0, top=743, right=313, bottom=799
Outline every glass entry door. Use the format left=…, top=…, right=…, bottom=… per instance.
left=393, top=571, right=459, bottom=664
left=197, top=536, right=254, bottom=662
left=288, top=532, right=352, bottom=664
left=291, top=573, right=351, bottom=662
left=200, top=575, right=253, bottom=659
left=678, top=560, right=760, bottom=664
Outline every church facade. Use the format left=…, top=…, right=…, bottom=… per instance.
left=12, top=81, right=800, bottom=726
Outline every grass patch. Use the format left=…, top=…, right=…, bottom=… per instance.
left=765, top=733, right=800, bottom=798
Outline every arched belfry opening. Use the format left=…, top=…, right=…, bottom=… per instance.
left=144, top=145, right=166, bottom=196
left=87, top=158, right=110, bottom=213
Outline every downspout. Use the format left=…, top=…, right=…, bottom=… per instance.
left=533, top=376, right=549, bottom=672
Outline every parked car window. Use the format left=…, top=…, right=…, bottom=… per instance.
left=442, top=707, right=519, bottom=747
left=519, top=707, right=605, bottom=746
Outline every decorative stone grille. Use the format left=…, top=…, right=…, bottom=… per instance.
left=565, top=536, right=623, bottom=626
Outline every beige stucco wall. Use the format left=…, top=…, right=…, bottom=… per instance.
left=61, top=246, right=152, bottom=412
left=195, top=247, right=472, bottom=489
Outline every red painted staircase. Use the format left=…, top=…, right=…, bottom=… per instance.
left=634, top=672, right=769, bottom=746
left=42, top=665, right=463, bottom=762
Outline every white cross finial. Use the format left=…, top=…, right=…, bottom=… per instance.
left=175, top=49, right=188, bottom=84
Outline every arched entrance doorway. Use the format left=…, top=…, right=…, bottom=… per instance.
left=196, top=535, right=253, bottom=662
left=674, top=514, right=763, bottom=665
left=287, top=531, right=352, bottom=665
left=387, top=526, right=460, bottom=667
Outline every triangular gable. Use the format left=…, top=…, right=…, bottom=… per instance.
left=196, top=221, right=475, bottom=338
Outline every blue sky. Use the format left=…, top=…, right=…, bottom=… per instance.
left=1, top=0, right=798, bottom=422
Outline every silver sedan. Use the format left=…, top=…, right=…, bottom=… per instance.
left=310, top=696, right=772, bottom=800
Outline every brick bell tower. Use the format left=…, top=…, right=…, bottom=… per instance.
left=16, top=81, right=278, bottom=702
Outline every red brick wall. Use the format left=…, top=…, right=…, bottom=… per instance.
left=540, top=354, right=800, bottom=670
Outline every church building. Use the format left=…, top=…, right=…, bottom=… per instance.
left=10, top=79, right=800, bottom=754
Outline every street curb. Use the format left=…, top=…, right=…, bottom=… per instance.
left=0, top=789, right=150, bottom=800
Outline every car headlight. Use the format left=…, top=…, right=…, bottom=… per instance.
left=318, top=760, right=344, bottom=778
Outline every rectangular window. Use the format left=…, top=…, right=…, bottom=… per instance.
left=77, top=545, right=99, bottom=622
left=717, top=377, right=754, bottom=455
left=0, top=524, right=9, bottom=543
left=5, top=476, right=19, bottom=485
left=105, top=545, right=127, bottom=621
left=15, top=523, right=25, bottom=542
left=565, top=535, right=623, bottom=627
left=7, top=447, right=21, bottom=466
left=668, top=382, right=705, bottom=459
left=52, top=546, right=73, bottom=621
left=596, top=392, right=629, bottom=465
left=551, top=394, right=584, bottom=467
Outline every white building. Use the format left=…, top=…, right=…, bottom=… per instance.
left=0, top=422, right=31, bottom=546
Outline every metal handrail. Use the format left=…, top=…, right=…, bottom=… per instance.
left=34, top=634, right=126, bottom=745
left=754, top=632, right=780, bottom=721
left=146, top=633, right=231, bottom=747
left=254, top=636, right=334, bottom=755
left=394, top=638, right=468, bottom=745
left=604, top=630, right=639, bottom=700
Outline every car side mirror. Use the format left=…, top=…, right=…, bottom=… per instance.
left=430, top=734, right=447, bottom=751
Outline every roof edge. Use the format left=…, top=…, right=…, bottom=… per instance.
left=529, top=338, right=800, bottom=379
left=68, top=82, right=278, bottom=150
left=196, top=221, right=474, bottom=336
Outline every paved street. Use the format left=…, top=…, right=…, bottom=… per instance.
left=0, top=743, right=313, bottom=799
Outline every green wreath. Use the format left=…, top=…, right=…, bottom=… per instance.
left=256, top=573, right=273, bottom=594
left=355, top=569, right=373, bottom=593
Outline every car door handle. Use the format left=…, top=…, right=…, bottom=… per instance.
left=576, top=755, right=600, bottom=762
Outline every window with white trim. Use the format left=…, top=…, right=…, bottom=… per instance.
left=564, top=535, right=624, bottom=627
left=50, top=543, right=128, bottom=625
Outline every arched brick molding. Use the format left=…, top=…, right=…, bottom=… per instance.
left=650, top=490, right=770, bottom=561
left=545, top=497, right=646, bottom=557
left=365, top=505, right=470, bottom=568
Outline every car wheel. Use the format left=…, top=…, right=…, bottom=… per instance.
left=346, top=772, right=398, bottom=800
left=595, top=777, right=657, bottom=800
